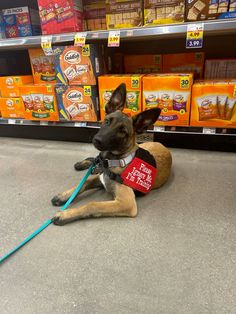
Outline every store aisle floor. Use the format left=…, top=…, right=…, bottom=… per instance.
left=0, top=138, right=235, bottom=314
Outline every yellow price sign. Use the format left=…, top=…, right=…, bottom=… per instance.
left=131, top=76, right=140, bottom=89
left=180, top=77, right=190, bottom=89
left=41, top=36, right=53, bottom=56
left=233, top=85, right=236, bottom=97
left=82, top=45, right=90, bottom=56
left=84, top=85, right=91, bottom=96
left=108, top=30, right=120, bottom=47
left=74, top=32, right=87, bottom=47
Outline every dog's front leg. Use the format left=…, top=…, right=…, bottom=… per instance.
left=51, top=175, right=103, bottom=206
left=53, top=184, right=138, bottom=225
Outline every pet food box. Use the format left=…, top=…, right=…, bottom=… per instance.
left=55, top=84, right=99, bottom=121
left=0, top=97, right=25, bottom=118
left=19, top=84, right=59, bottom=121
left=204, top=59, right=236, bottom=79
left=53, top=45, right=104, bottom=85
left=0, top=75, right=33, bottom=97
left=163, top=52, right=205, bottom=79
left=84, top=0, right=106, bottom=31
left=106, top=0, right=143, bottom=29
left=142, top=73, right=193, bottom=126
left=2, top=6, right=40, bottom=38
left=98, top=74, right=143, bottom=120
left=185, top=0, right=236, bottom=21
left=144, top=0, right=185, bottom=26
left=124, top=55, right=162, bottom=74
left=28, top=48, right=56, bottom=84
left=37, top=0, right=83, bottom=35
left=190, top=80, right=236, bottom=128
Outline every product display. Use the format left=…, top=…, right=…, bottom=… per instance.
left=142, top=73, right=193, bottom=126
left=0, top=12, right=6, bottom=39
left=84, top=0, right=106, bottom=31
left=163, top=52, right=205, bottom=79
left=0, top=97, right=24, bottom=118
left=55, top=84, right=99, bottom=121
left=144, top=0, right=184, bottom=26
left=204, top=59, right=236, bottom=79
left=185, top=0, right=236, bottom=21
left=98, top=74, right=143, bottom=120
left=19, top=84, right=59, bottom=121
left=2, top=6, right=40, bottom=38
left=0, top=75, right=33, bottom=98
left=53, top=45, right=104, bottom=85
left=28, top=48, right=56, bottom=84
left=37, top=0, right=83, bottom=34
left=124, top=55, right=162, bottom=74
left=190, top=80, right=236, bottom=127
left=106, top=0, right=143, bottom=29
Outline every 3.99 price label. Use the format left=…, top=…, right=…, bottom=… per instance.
left=41, top=36, right=53, bottom=56
left=74, top=32, right=87, bottom=46
left=186, top=23, right=204, bottom=49
left=108, top=30, right=120, bottom=47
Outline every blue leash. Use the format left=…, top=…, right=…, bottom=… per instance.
left=0, top=164, right=95, bottom=264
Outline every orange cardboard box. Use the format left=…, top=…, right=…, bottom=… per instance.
left=163, top=52, right=205, bottom=79
left=19, top=84, right=59, bottom=121
left=124, top=54, right=162, bottom=74
left=142, top=73, right=193, bottom=126
left=0, top=97, right=25, bottom=118
left=98, top=74, right=143, bottom=120
left=28, top=48, right=56, bottom=84
left=190, top=80, right=236, bottom=128
left=0, top=75, right=33, bottom=97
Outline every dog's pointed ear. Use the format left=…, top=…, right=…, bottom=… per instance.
left=105, top=83, right=126, bottom=114
left=132, top=108, right=161, bottom=134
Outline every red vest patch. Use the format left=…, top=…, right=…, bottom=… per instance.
left=121, top=157, right=157, bottom=194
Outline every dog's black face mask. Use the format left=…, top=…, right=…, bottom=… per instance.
left=93, top=83, right=161, bottom=155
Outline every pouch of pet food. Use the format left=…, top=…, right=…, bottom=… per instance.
left=197, top=95, right=219, bottom=120
left=173, top=92, right=188, bottom=111
left=225, top=98, right=236, bottom=120
left=217, top=95, right=227, bottom=119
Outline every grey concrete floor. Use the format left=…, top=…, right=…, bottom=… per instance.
left=0, top=138, right=235, bottom=314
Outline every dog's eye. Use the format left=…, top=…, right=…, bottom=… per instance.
left=104, top=119, right=110, bottom=126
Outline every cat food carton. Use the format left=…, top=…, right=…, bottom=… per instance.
left=190, top=80, right=236, bottom=128
left=0, top=75, right=33, bottom=97
left=28, top=48, right=56, bottom=84
left=0, top=97, right=25, bottom=118
left=19, top=84, right=59, bottom=121
left=53, top=45, right=104, bottom=85
left=98, top=74, right=143, bottom=120
left=55, top=84, right=99, bottom=121
left=124, top=54, right=162, bottom=74
left=142, top=73, right=193, bottom=126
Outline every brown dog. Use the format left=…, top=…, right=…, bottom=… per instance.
left=52, top=83, right=172, bottom=225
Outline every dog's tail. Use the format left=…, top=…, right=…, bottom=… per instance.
left=74, top=157, right=95, bottom=171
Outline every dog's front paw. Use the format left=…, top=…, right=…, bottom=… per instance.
left=51, top=194, right=67, bottom=207
left=52, top=212, right=67, bottom=226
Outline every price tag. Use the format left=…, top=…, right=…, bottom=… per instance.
left=126, top=30, right=133, bottom=37
left=131, top=76, right=140, bottom=89
left=154, top=126, right=165, bottom=132
left=74, top=122, right=87, bottom=127
left=74, top=32, right=87, bottom=46
left=180, top=76, right=190, bottom=89
left=186, top=23, right=204, bottom=49
left=8, top=119, right=16, bottom=125
left=84, top=86, right=92, bottom=96
left=233, top=85, right=236, bottom=97
left=203, top=128, right=216, bottom=134
left=40, top=121, right=49, bottom=126
left=82, top=45, right=90, bottom=56
left=91, top=32, right=99, bottom=38
left=41, top=36, right=54, bottom=56
left=108, top=30, right=120, bottom=47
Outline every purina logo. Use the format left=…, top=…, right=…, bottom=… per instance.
left=64, top=50, right=80, bottom=64
left=67, top=90, right=83, bottom=102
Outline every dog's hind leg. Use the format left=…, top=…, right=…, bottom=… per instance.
left=74, top=157, right=95, bottom=171
left=53, top=184, right=138, bottom=225
left=51, top=174, right=103, bottom=206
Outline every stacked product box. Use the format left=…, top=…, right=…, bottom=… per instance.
left=124, top=55, right=162, bottom=74
left=0, top=75, right=33, bottom=119
left=37, top=0, right=83, bottom=35
left=144, top=0, right=185, bottom=26
left=84, top=0, right=106, bottom=31
left=190, top=80, right=236, bottom=128
left=204, top=59, right=236, bottom=79
left=2, top=6, right=40, bottom=38
left=98, top=74, right=143, bottom=120
left=54, top=45, right=104, bottom=121
left=0, top=12, right=6, bottom=39
left=185, top=0, right=236, bottom=21
left=142, top=73, right=193, bottom=126
left=106, top=0, right=143, bottom=29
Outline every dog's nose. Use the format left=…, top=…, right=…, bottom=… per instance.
left=93, top=137, right=102, bottom=147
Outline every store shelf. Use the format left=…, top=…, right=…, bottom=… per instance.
left=0, top=19, right=236, bottom=50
